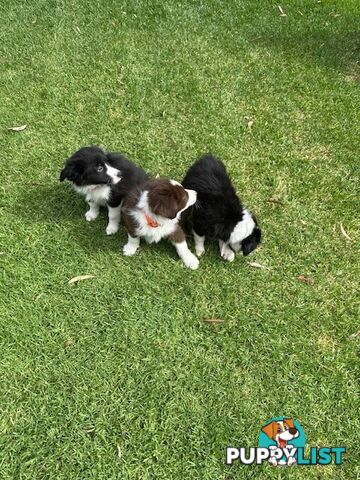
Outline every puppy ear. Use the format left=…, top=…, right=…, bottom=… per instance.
left=151, top=197, right=178, bottom=219
left=59, top=165, right=72, bottom=182
left=284, top=418, right=295, bottom=429
left=241, top=227, right=261, bottom=256
left=261, top=421, right=277, bottom=440
left=59, top=161, right=81, bottom=182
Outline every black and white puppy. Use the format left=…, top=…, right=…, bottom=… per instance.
left=60, top=146, right=148, bottom=235
left=182, top=154, right=261, bottom=261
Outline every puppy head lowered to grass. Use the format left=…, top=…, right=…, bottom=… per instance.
left=229, top=210, right=262, bottom=256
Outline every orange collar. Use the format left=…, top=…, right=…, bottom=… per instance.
left=145, top=213, right=159, bottom=228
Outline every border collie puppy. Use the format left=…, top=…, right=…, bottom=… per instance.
left=121, top=178, right=199, bottom=269
left=182, top=154, right=261, bottom=261
left=60, top=146, right=148, bottom=235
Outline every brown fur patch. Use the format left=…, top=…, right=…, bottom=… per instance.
left=147, top=178, right=188, bottom=219
left=168, top=225, right=186, bottom=243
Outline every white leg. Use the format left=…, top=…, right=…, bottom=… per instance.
left=85, top=202, right=100, bottom=221
left=172, top=241, right=199, bottom=270
left=106, top=204, right=122, bottom=235
left=219, top=240, right=235, bottom=262
left=193, top=230, right=205, bottom=257
left=269, top=457, right=278, bottom=466
left=123, top=234, right=140, bottom=256
left=231, top=241, right=241, bottom=253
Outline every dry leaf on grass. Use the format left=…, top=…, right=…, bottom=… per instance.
left=84, top=426, right=95, bottom=438
left=117, top=445, right=122, bottom=458
left=340, top=223, right=351, bottom=241
left=68, top=275, right=95, bottom=285
left=204, top=318, right=225, bottom=324
left=8, top=124, right=27, bottom=132
left=349, top=330, right=360, bottom=340
left=297, top=275, right=314, bottom=285
left=278, top=5, right=287, bottom=16
left=266, top=198, right=284, bottom=205
left=249, top=262, right=266, bottom=269
left=245, top=116, right=254, bottom=131
left=64, top=337, right=74, bottom=349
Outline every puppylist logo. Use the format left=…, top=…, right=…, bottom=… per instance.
left=226, top=417, right=346, bottom=467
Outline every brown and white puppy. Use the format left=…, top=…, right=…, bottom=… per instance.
left=121, top=178, right=199, bottom=269
left=261, top=418, right=299, bottom=466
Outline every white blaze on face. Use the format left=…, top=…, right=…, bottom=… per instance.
left=168, top=181, right=197, bottom=220
left=280, top=430, right=295, bottom=440
left=105, top=163, right=122, bottom=184
left=174, top=188, right=197, bottom=221
left=170, top=179, right=181, bottom=186
left=185, top=188, right=197, bottom=208
left=229, top=209, right=255, bottom=245
left=170, top=181, right=197, bottom=208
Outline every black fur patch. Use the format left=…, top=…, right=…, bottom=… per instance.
left=241, top=227, right=262, bottom=256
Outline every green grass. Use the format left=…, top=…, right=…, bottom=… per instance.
left=0, top=0, right=359, bottom=478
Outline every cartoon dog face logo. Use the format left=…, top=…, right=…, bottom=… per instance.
left=261, top=418, right=299, bottom=449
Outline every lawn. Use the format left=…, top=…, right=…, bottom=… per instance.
left=0, top=0, right=359, bottom=478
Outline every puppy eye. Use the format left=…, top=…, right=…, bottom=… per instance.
left=277, top=428, right=282, bottom=433
left=97, top=165, right=104, bottom=172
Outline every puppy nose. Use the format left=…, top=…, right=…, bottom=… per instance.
left=289, top=428, right=297, bottom=435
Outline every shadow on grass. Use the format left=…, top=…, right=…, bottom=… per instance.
left=17, top=182, right=82, bottom=222
left=15, top=182, right=124, bottom=253
left=253, top=29, right=360, bottom=76
left=204, top=3, right=360, bottom=78
left=244, top=0, right=360, bottom=76
left=15, top=182, right=198, bottom=258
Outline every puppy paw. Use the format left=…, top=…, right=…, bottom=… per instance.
left=269, top=458, right=278, bottom=467
left=183, top=253, right=199, bottom=270
left=195, top=247, right=205, bottom=257
left=106, top=223, right=119, bottom=235
left=123, top=243, right=138, bottom=256
left=85, top=210, right=99, bottom=222
left=221, top=248, right=235, bottom=262
left=287, top=457, right=296, bottom=466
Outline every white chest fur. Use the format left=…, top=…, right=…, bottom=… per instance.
left=130, top=209, right=177, bottom=243
left=73, top=184, right=111, bottom=206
